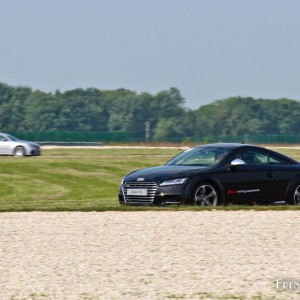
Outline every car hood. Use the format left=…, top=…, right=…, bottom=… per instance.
left=124, top=165, right=214, bottom=183
left=19, top=140, right=40, bottom=147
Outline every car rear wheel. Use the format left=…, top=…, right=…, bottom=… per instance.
left=293, top=184, right=300, bottom=205
left=194, top=183, right=218, bottom=206
left=14, top=146, right=25, bottom=157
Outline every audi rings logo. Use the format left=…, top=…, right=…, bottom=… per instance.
left=137, top=178, right=145, bottom=182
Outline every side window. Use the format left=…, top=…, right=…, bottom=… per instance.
left=240, top=150, right=262, bottom=164
left=255, top=152, right=268, bottom=164
left=268, top=154, right=286, bottom=164
left=254, top=151, right=285, bottom=164
left=230, top=149, right=286, bottom=165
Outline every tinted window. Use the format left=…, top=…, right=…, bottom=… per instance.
left=230, top=149, right=286, bottom=165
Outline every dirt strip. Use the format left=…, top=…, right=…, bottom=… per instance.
left=0, top=211, right=299, bottom=300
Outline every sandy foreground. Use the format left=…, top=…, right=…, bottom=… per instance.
left=0, top=211, right=299, bottom=300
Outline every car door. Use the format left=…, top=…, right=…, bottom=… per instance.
left=219, top=164, right=271, bottom=204
left=218, top=148, right=292, bottom=204
left=0, top=134, right=12, bottom=155
left=247, top=149, right=295, bottom=203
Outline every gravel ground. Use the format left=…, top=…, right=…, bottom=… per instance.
left=0, top=211, right=299, bottom=300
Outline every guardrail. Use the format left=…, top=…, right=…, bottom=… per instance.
left=38, top=142, right=102, bottom=146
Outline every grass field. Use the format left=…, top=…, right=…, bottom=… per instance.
left=0, top=146, right=300, bottom=211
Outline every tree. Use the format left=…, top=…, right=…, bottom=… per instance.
left=1, top=82, right=300, bottom=142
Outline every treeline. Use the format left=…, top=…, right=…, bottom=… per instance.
left=0, top=82, right=299, bottom=141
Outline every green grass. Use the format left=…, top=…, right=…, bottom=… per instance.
left=0, top=147, right=299, bottom=211
left=0, top=148, right=180, bottom=211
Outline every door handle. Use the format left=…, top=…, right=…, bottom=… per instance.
left=267, top=172, right=275, bottom=178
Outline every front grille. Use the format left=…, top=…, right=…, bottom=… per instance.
left=122, top=182, right=158, bottom=204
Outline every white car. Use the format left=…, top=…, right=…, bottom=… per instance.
left=0, top=133, right=41, bottom=156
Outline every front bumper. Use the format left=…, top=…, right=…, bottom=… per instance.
left=31, top=149, right=41, bottom=156
left=119, top=182, right=186, bottom=205
left=29, top=146, right=41, bottom=156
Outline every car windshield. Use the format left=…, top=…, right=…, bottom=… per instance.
left=5, top=134, right=20, bottom=141
left=166, top=146, right=231, bottom=166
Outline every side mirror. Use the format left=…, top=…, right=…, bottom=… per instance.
left=230, top=159, right=246, bottom=166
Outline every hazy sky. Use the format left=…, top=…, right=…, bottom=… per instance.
left=1, top=0, right=300, bottom=109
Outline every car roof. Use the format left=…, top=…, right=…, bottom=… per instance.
left=193, top=143, right=298, bottom=164
left=194, top=143, right=249, bottom=149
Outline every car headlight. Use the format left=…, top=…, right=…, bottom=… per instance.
left=160, top=178, right=188, bottom=186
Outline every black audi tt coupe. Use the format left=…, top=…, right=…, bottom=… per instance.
left=118, top=143, right=300, bottom=206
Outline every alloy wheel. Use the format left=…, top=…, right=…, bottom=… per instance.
left=14, top=146, right=25, bottom=157
left=195, top=184, right=218, bottom=206
left=294, top=184, right=300, bottom=205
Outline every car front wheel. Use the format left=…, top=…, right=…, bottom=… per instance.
left=293, top=184, right=300, bottom=205
left=194, top=183, right=218, bottom=206
left=14, top=146, right=25, bottom=157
